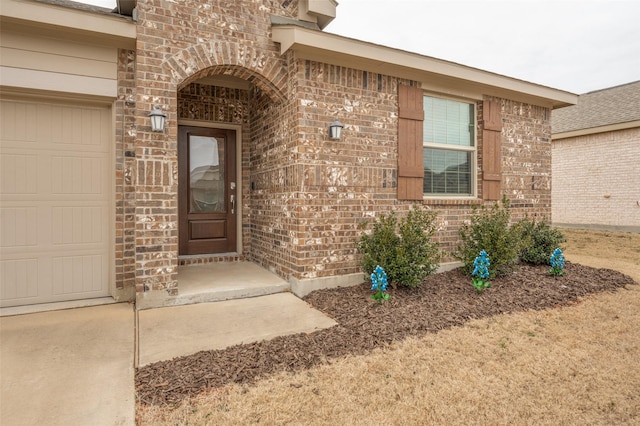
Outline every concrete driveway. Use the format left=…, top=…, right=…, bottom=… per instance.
left=0, top=303, right=135, bottom=426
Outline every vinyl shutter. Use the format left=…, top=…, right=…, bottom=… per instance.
left=482, top=100, right=502, bottom=200
left=397, top=85, right=424, bottom=200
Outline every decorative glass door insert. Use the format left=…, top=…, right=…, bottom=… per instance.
left=179, top=126, right=237, bottom=255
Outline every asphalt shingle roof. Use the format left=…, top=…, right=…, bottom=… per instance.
left=552, top=80, right=640, bottom=134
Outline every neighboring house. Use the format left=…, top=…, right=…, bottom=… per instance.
left=552, top=81, right=640, bottom=231
left=0, top=0, right=576, bottom=309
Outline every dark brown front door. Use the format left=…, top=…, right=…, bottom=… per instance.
left=179, top=126, right=237, bottom=255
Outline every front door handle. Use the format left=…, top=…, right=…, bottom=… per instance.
left=230, top=194, right=235, bottom=214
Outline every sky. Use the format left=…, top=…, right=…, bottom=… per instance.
left=80, top=0, right=639, bottom=94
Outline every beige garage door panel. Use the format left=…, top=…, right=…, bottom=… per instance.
left=0, top=98, right=111, bottom=307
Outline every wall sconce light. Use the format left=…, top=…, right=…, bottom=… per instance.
left=148, top=106, right=167, bottom=132
left=328, top=119, right=344, bottom=140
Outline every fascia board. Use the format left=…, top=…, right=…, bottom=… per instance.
left=553, top=120, right=640, bottom=140
left=0, top=0, right=136, bottom=48
left=272, top=25, right=577, bottom=108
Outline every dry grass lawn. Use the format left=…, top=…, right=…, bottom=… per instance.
left=138, top=229, right=640, bottom=425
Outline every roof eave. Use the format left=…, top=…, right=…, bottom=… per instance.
left=0, top=0, right=136, bottom=49
left=272, top=25, right=577, bottom=109
left=553, top=120, right=640, bottom=140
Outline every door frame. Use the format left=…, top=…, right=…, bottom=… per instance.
left=177, top=119, right=243, bottom=256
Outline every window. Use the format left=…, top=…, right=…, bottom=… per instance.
left=422, top=96, right=475, bottom=196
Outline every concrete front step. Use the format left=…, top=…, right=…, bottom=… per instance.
left=136, top=261, right=291, bottom=310
left=135, top=261, right=338, bottom=367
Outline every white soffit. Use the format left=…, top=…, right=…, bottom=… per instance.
left=272, top=25, right=577, bottom=108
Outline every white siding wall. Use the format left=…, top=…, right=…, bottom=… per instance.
left=552, top=127, right=640, bottom=230
left=0, top=28, right=118, bottom=98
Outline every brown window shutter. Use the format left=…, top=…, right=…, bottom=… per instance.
left=398, top=85, right=424, bottom=200
left=398, top=177, right=423, bottom=200
left=482, top=99, right=502, bottom=201
left=483, top=100, right=502, bottom=131
left=482, top=129, right=502, bottom=200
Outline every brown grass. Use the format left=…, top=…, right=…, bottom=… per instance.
left=137, top=229, right=640, bottom=425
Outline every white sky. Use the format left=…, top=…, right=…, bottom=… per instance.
left=80, top=0, right=639, bottom=94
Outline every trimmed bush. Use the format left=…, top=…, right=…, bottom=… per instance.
left=358, top=207, right=441, bottom=288
left=358, top=211, right=400, bottom=282
left=512, top=218, right=566, bottom=265
left=454, top=197, right=519, bottom=278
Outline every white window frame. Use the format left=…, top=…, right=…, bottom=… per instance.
left=422, top=94, right=477, bottom=199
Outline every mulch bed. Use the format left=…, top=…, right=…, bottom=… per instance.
left=136, top=262, right=637, bottom=406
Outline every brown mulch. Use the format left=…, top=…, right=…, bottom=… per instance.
left=136, top=262, right=637, bottom=406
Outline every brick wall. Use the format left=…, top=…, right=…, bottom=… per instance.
left=281, top=68, right=553, bottom=278
left=114, top=48, right=136, bottom=299
left=291, top=59, right=403, bottom=279
left=124, top=0, right=555, bottom=300
left=500, top=99, right=553, bottom=221
left=248, top=84, right=298, bottom=277
left=552, top=127, right=640, bottom=229
left=132, top=0, right=295, bottom=295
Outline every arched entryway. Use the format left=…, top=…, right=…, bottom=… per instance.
left=176, top=71, right=270, bottom=262
left=177, top=77, right=246, bottom=258
left=167, top=69, right=292, bottom=306
left=133, top=28, right=294, bottom=308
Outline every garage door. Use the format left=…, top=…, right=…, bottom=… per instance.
left=1, top=98, right=111, bottom=307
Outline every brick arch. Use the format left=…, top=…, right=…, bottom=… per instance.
left=164, top=43, right=288, bottom=103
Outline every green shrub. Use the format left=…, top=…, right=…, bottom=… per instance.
left=358, top=207, right=441, bottom=288
left=358, top=211, right=400, bottom=281
left=512, top=218, right=566, bottom=265
left=454, top=197, right=519, bottom=278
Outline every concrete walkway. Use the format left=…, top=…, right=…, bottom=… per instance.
left=137, top=292, right=337, bottom=367
left=1, top=290, right=338, bottom=425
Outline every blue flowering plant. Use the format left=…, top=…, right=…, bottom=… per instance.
left=370, top=265, right=391, bottom=303
left=549, top=247, right=566, bottom=276
left=471, top=250, right=491, bottom=293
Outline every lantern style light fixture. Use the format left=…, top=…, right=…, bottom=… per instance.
left=148, top=106, right=167, bottom=132
left=328, top=118, right=344, bottom=140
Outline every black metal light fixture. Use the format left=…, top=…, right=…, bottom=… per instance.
left=328, top=119, right=344, bottom=140
left=148, top=106, right=167, bottom=132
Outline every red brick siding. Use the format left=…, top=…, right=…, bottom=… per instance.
left=123, top=0, right=554, bottom=296
left=114, top=48, right=136, bottom=294
left=248, top=62, right=298, bottom=278
left=132, top=0, right=296, bottom=293
left=499, top=98, right=552, bottom=221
